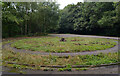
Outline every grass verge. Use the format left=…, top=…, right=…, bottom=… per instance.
left=2, top=47, right=118, bottom=70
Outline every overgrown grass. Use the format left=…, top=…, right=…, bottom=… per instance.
left=2, top=47, right=118, bottom=69
left=11, top=37, right=117, bottom=53
left=2, top=37, right=119, bottom=71
left=0, top=42, right=2, bottom=66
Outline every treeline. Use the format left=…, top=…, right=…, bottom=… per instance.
left=2, top=2, right=120, bottom=38
left=59, top=2, right=120, bottom=36
left=2, top=2, right=59, bottom=38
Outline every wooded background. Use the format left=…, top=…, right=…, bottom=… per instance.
left=2, top=2, right=120, bottom=38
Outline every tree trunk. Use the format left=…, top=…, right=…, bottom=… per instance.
left=25, top=3, right=28, bottom=35
left=25, top=20, right=27, bottom=35
left=44, top=9, right=46, bottom=34
left=20, top=25, right=23, bottom=35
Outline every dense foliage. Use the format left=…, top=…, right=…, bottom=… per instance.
left=2, top=2, right=120, bottom=38
left=59, top=2, right=120, bottom=36
left=2, top=2, right=60, bottom=38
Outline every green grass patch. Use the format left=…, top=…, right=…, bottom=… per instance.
left=2, top=48, right=118, bottom=70
left=2, top=38, right=118, bottom=70
left=11, top=37, right=117, bottom=53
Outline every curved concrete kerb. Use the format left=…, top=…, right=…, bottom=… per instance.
left=49, top=34, right=119, bottom=40
left=3, top=34, right=119, bottom=56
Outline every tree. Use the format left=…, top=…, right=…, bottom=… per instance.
left=2, top=2, right=60, bottom=38
left=58, top=2, right=119, bottom=36
left=59, top=4, right=76, bottom=33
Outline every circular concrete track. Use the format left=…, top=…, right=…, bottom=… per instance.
left=3, top=34, right=119, bottom=56
left=2, top=65, right=119, bottom=74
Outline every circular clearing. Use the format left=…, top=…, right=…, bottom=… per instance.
left=11, top=37, right=117, bottom=53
